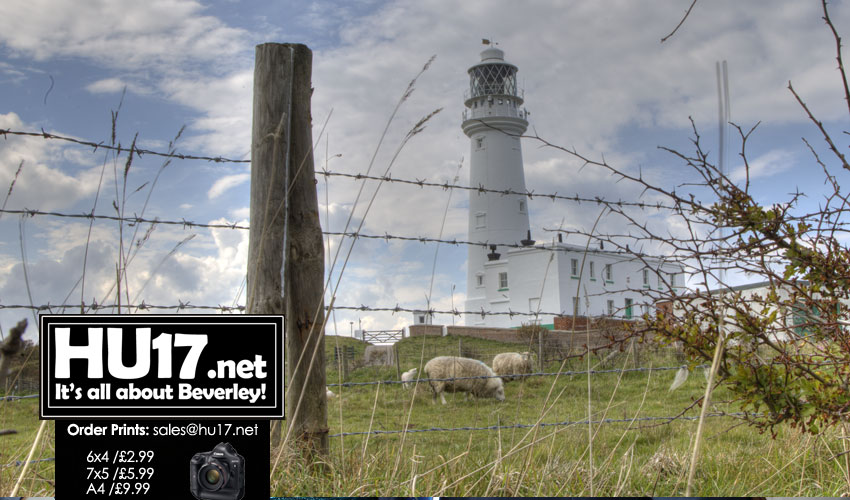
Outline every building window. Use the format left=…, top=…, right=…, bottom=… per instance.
left=571, top=258, right=578, bottom=277
left=498, top=272, right=508, bottom=290
left=518, top=200, right=526, bottom=213
left=475, top=212, right=486, bottom=228
left=607, top=299, right=614, bottom=316
left=589, top=261, right=595, bottom=279
left=624, top=298, right=633, bottom=319
left=642, top=268, right=649, bottom=287
left=418, top=315, right=426, bottom=323
left=604, top=263, right=613, bottom=281
left=476, top=274, right=484, bottom=287
left=657, top=273, right=662, bottom=289
left=642, top=304, right=651, bottom=316
left=476, top=136, right=484, bottom=149
left=670, top=272, right=677, bottom=287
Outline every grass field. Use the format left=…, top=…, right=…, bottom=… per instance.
left=272, top=334, right=850, bottom=497
left=5, top=332, right=850, bottom=496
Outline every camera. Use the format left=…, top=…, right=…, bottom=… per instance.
left=189, top=442, right=245, bottom=500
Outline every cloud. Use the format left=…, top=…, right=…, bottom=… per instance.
left=3, top=0, right=848, bottom=335
left=0, top=0, right=250, bottom=69
left=208, top=173, right=250, bottom=199
left=0, top=112, right=111, bottom=211
left=86, top=77, right=148, bottom=95
left=730, top=149, right=796, bottom=183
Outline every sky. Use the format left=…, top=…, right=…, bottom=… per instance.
left=0, top=0, right=848, bottom=342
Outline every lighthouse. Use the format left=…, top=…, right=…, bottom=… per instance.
left=463, top=46, right=531, bottom=323
left=455, top=46, right=686, bottom=329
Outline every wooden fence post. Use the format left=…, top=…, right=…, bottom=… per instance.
left=247, top=43, right=327, bottom=456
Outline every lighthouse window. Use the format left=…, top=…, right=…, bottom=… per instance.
left=475, top=212, right=486, bottom=228
left=476, top=273, right=484, bottom=287
left=475, top=136, right=484, bottom=149
left=570, top=258, right=578, bottom=277
left=604, top=263, right=613, bottom=282
left=498, top=272, right=508, bottom=290
left=518, top=200, right=526, bottom=213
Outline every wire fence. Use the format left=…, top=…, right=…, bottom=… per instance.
left=1, top=457, right=56, bottom=469
left=328, top=412, right=749, bottom=438
left=0, top=124, right=741, bottom=452
left=325, top=364, right=706, bottom=388
left=5, top=362, right=723, bottom=442
left=0, top=207, right=784, bottom=266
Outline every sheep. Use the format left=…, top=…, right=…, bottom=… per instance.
left=326, top=388, right=336, bottom=399
left=492, top=352, right=534, bottom=382
left=401, top=367, right=418, bottom=389
left=423, top=356, right=505, bottom=405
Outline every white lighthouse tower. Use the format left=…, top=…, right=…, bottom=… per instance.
left=462, top=46, right=532, bottom=322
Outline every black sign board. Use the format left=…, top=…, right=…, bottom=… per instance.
left=40, top=314, right=284, bottom=419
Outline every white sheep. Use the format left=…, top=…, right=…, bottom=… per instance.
left=423, top=356, right=505, bottom=405
left=492, top=352, right=534, bottom=382
left=401, top=367, right=418, bottom=389
left=326, top=388, right=336, bottom=399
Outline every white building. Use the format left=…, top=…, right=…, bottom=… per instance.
left=470, top=240, right=684, bottom=328
left=461, top=46, right=683, bottom=328
left=669, top=280, right=848, bottom=342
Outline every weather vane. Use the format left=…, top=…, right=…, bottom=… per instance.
left=482, top=38, right=498, bottom=46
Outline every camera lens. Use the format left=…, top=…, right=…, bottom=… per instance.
left=205, top=468, right=221, bottom=484
left=199, top=463, right=227, bottom=491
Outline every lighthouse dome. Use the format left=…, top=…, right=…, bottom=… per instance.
left=480, top=47, right=505, bottom=62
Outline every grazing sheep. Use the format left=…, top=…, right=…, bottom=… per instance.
left=492, top=352, right=534, bottom=382
left=423, top=356, right=505, bottom=405
left=326, top=388, right=336, bottom=399
left=401, top=367, right=418, bottom=389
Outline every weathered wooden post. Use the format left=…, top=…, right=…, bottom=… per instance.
left=247, top=43, right=327, bottom=456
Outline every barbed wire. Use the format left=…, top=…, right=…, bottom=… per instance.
left=0, top=208, right=790, bottom=269
left=326, top=364, right=707, bottom=388
left=0, top=301, right=646, bottom=319
left=0, top=208, right=248, bottom=230
left=319, top=169, right=681, bottom=211
left=1, top=457, right=56, bottom=469
left=0, top=128, right=249, bottom=164
left=0, top=366, right=705, bottom=401
left=0, top=394, right=38, bottom=402
left=329, top=411, right=749, bottom=438
left=331, top=303, right=622, bottom=319
left=1, top=128, right=678, bottom=211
